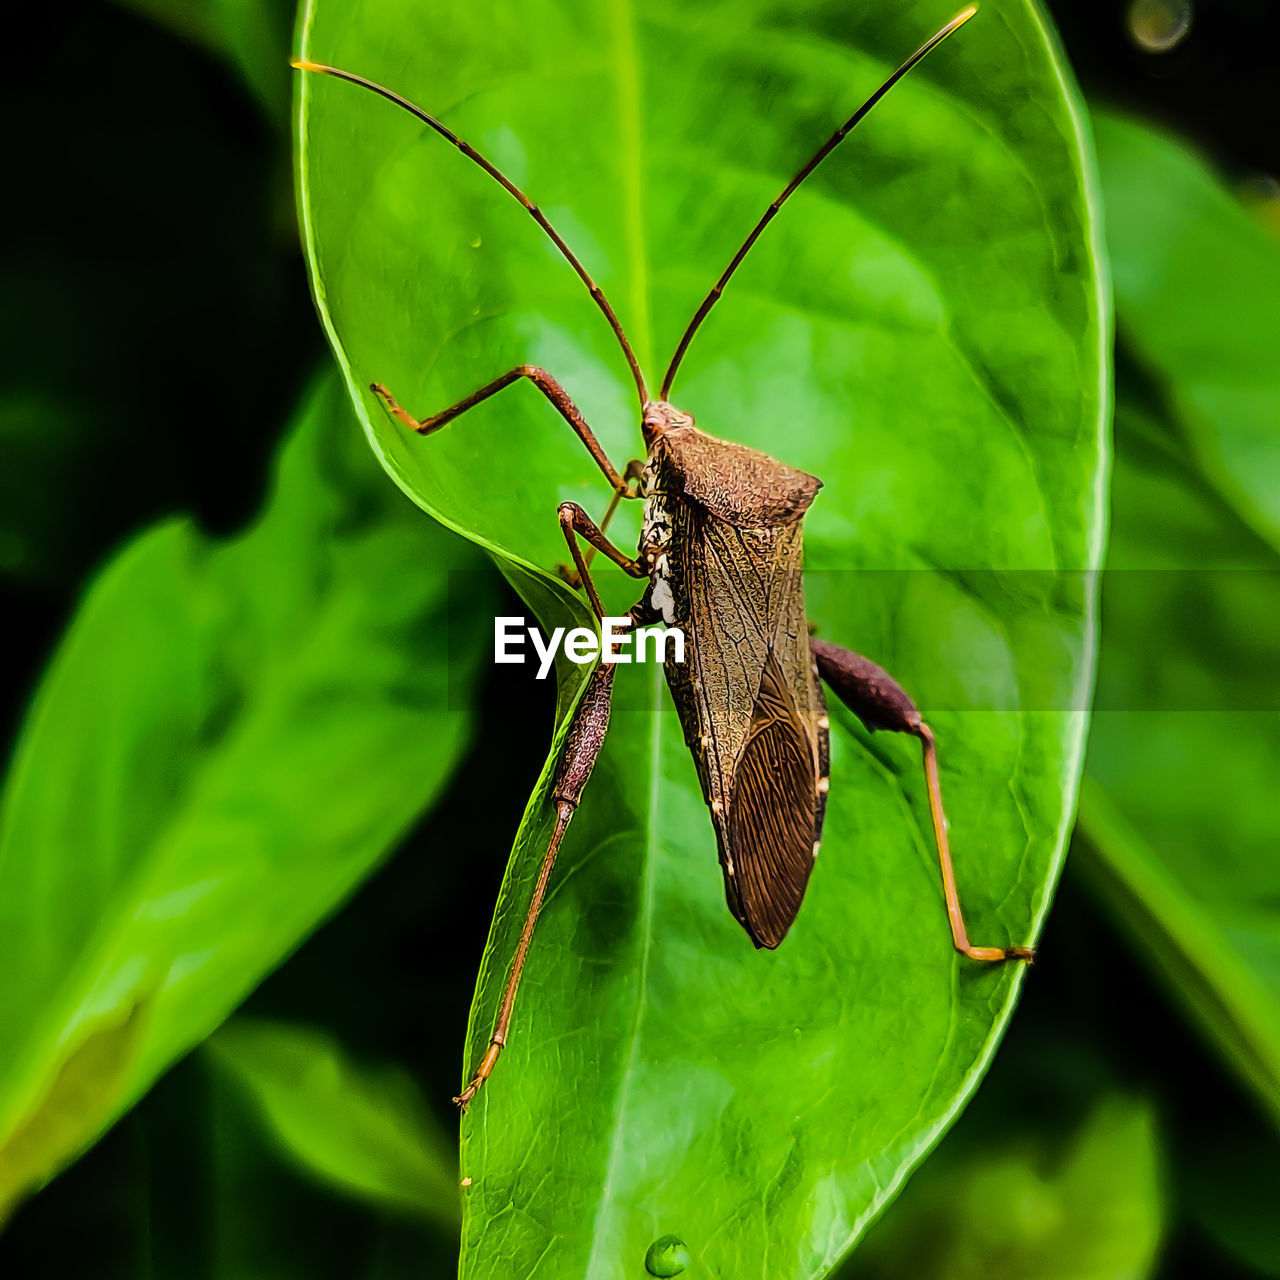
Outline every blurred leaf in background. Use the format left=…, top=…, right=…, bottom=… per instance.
left=0, top=1038, right=461, bottom=1280
left=1077, top=112, right=1280, bottom=1130
left=850, top=1092, right=1163, bottom=1280
left=114, top=0, right=297, bottom=120
left=205, top=1017, right=458, bottom=1227
left=0, top=377, right=495, bottom=1219
left=201, top=1049, right=457, bottom=1280
left=1097, top=112, right=1280, bottom=550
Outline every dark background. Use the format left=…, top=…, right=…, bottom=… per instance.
left=3, top=1, right=1278, bottom=1275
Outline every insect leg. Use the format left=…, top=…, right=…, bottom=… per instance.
left=455, top=663, right=616, bottom=1109
left=371, top=366, right=636, bottom=495
left=558, top=502, right=647, bottom=620
left=810, top=638, right=1035, bottom=964
left=559, top=458, right=646, bottom=589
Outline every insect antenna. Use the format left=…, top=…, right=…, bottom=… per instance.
left=659, top=5, right=978, bottom=400
left=292, top=60, right=649, bottom=406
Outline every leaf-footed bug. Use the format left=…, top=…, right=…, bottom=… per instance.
left=294, top=4, right=1033, bottom=1111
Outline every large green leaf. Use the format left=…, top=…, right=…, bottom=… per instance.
left=1074, top=114, right=1280, bottom=1127
left=0, top=378, right=494, bottom=1216
left=296, top=0, right=1108, bottom=1274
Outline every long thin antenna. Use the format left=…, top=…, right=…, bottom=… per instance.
left=293, top=60, right=649, bottom=407
left=659, top=6, right=978, bottom=400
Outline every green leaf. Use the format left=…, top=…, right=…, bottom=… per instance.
left=0, top=1047, right=456, bottom=1279
left=1075, top=113, right=1280, bottom=1127
left=848, top=1094, right=1164, bottom=1280
left=206, top=1018, right=459, bottom=1227
left=0, top=377, right=494, bottom=1216
left=199, top=1051, right=460, bottom=1280
left=296, top=0, right=1108, bottom=1274
left=1095, top=110, right=1280, bottom=551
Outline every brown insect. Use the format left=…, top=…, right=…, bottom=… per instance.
left=295, top=3, right=1032, bottom=1111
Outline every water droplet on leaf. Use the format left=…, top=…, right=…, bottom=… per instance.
left=469, top=235, right=483, bottom=249
left=645, top=1235, right=690, bottom=1277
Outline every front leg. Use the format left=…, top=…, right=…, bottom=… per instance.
left=456, top=662, right=616, bottom=1109
left=559, top=458, right=647, bottom=589
left=372, top=366, right=635, bottom=496
left=557, top=502, right=647, bottom=621
left=810, top=638, right=1035, bottom=964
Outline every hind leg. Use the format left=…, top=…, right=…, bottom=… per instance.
left=810, top=638, right=1034, bottom=963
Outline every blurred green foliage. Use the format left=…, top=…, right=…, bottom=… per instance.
left=114, top=0, right=295, bottom=119
left=1097, top=112, right=1280, bottom=549
left=851, top=1093, right=1163, bottom=1280
left=0, top=379, right=492, bottom=1217
left=2, top=1, right=1279, bottom=1278
left=1075, top=115, right=1280, bottom=1133
left=205, top=1018, right=459, bottom=1226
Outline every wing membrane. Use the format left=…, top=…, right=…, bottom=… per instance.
left=728, top=652, right=818, bottom=948
left=662, top=503, right=826, bottom=949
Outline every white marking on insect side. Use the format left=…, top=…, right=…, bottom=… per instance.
left=640, top=456, right=679, bottom=622
left=651, top=577, right=675, bottom=623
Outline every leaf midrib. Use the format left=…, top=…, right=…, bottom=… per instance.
left=579, top=1, right=661, bottom=1272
